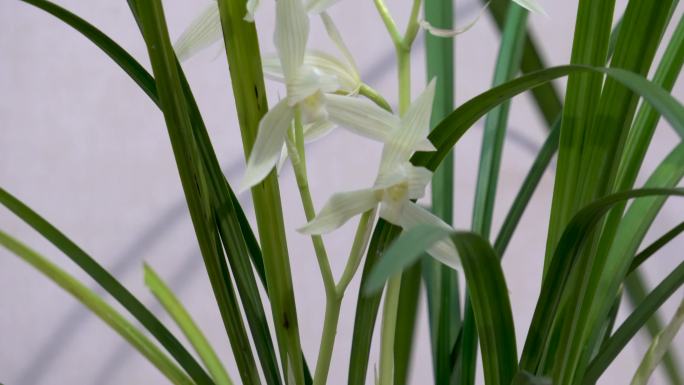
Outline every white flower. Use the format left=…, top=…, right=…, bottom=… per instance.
left=298, top=80, right=460, bottom=269
left=239, top=0, right=393, bottom=191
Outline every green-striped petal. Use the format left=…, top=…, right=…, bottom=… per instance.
left=397, top=202, right=459, bottom=268
left=263, top=52, right=359, bottom=92
left=298, top=189, right=379, bottom=234
left=275, top=0, right=309, bottom=80
left=379, top=80, right=436, bottom=174
left=239, top=99, right=294, bottom=192
left=174, top=2, right=222, bottom=62
left=327, top=94, right=398, bottom=141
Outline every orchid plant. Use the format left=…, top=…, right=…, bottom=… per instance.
left=4, top=0, right=684, bottom=385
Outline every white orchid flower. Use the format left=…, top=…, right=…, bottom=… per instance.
left=298, top=80, right=460, bottom=269
left=239, top=0, right=395, bottom=191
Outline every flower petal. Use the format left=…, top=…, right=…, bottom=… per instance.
left=419, top=2, right=488, bottom=38
left=244, top=0, right=260, bottom=21
left=326, top=94, right=398, bottom=142
left=298, top=189, right=379, bottom=234
left=513, top=0, right=547, bottom=16
left=287, top=66, right=339, bottom=107
left=396, top=202, right=459, bottom=268
left=239, top=99, right=294, bottom=192
left=305, top=0, right=341, bottom=14
left=379, top=79, right=436, bottom=173
left=264, top=51, right=358, bottom=92
left=304, top=120, right=336, bottom=142
left=407, top=166, right=432, bottom=199
left=320, top=13, right=360, bottom=87
left=174, top=3, right=222, bottom=62
left=275, top=0, right=309, bottom=80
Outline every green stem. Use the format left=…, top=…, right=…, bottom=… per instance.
left=290, top=111, right=336, bottom=296
left=313, top=297, right=343, bottom=385
left=373, top=0, right=402, bottom=45
left=379, top=275, right=403, bottom=385
left=359, top=84, right=393, bottom=112
left=377, top=9, right=415, bottom=383
left=397, top=46, right=412, bottom=114
left=313, top=209, right=375, bottom=385
left=336, top=209, right=377, bottom=294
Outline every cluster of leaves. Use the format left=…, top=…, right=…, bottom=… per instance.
left=2, top=0, right=684, bottom=384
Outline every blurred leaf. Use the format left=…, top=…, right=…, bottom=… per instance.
left=348, top=221, right=401, bottom=385
left=520, top=188, right=684, bottom=374
left=0, top=230, right=195, bottom=385
left=365, top=225, right=451, bottom=294
left=630, top=297, right=684, bottom=385
left=583, top=258, right=684, bottom=384
left=144, top=264, right=233, bottom=385
left=134, top=1, right=261, bottom=383
left=0, top=187, right=214, bottom=384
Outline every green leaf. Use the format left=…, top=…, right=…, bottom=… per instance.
left=423, top=0, right=459, bottom=382
left=347, top=222, right=401, bottom=385
left=0, top=230, right=194, bottom=385
left=414, top=66, right=684, bottom=173
left=393, top=263, right=422, bottom=385
left=365, top=225, right=451, bottom=294
left=519, top=188, right=684, bottom=375
left=482, top=0, right=562, bottom=126
left=630, top=297, right=684, bottom=385
left=0, top=187, right=213, bottom=384
left=214, top=0, right=305, bottom=381
left=364, top=227, right=518, bottom=385
left=512, top=371, right=551, bottom=385
left=582, top=258, right=684, bottom=384
left=144, top=264, right=234, bottom=385
left=543, top=0, right=616, bottom=269
left=464, top=7, right=529, bottom=383
left=21, top=1, right=284, bottom=382
left=450, top=232, right=519, bottom=385
left=629, top=221, right=684, bottom=274
left=134, top=1, right=260, bottom=384
left=494, top=119, right=559, bottom=255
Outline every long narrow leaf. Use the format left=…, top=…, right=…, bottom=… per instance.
left=214, top=0, right=305, bottom=381
left=482, top=0, right=562, bottom=126
left=134, top=1, right=260, bottom=383
left=423, top=0, right=459, bottom=382
left=519, top=188, right=684, bottom=374
left=365, top=227, right=518, bottom=385
left=0, top=187, right=213, bottom=384
left=582, top=259, right=684, bottom=384
left=144, top=264, right=233, bottom=385
left=347, top=222, right=401, bottom=385
left=0, top=231, right=194, bottom=385
left=630, top=297, right=684, bottom=385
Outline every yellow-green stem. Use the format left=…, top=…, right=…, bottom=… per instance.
left=313, top=211, right=375, bottom=385
left=379, top=275, right=403, bottom=385
left=290, top=111, right=335, bottom=296
left=336, top=209, right=377, bottom=294
left=378, top=5, right=417, bottom=381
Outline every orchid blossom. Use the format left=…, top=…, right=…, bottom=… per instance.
left=298, top=80, right=460, bottom=268
left=238, top=0, right=397, bottom=191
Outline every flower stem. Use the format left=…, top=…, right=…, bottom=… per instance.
left=290, top=111, right=335, bottom=296
left=379, top=274, right=403, bottom=385
left=377, top=4, right=418, bottom=384
left=336, top=209, right=377, bottom=294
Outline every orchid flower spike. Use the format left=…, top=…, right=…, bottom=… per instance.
left=298, top=80, right=460, bottom=269
left=239, top=0, right=397, bottom=191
